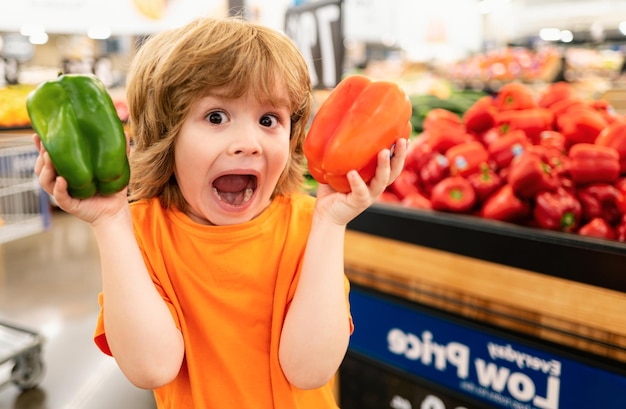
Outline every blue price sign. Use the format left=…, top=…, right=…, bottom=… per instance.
left=348, top=286, right=626, bottom=409
left=285, top=0, right=344, bottom=89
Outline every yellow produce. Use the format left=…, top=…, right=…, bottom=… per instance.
left=0, top=85, right=34, bottom=128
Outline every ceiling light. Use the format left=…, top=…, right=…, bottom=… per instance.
left=88, top=26, right=111, bottom=40
left=29, top=32, right=49, bottom=45
left=20, top=24, right=45, bottom=37
left=560, top=30, right=573, bottom=43
left=539, top=28, right=561, bottom=42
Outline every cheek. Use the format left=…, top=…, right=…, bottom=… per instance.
left=174, top=141, right=209, bottom=191
left=270, top=139, right=291, bottom=173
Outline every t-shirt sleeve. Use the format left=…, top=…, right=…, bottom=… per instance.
left=94, top=292, right=111, bottom=355
left=344, top=274, right=354, bottom=335
left=93, top=281, right=181, bottom=357
left=93, top=230, right=182, bottom=357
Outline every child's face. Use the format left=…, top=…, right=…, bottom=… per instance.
left=174, top=88, right=292, bottom=225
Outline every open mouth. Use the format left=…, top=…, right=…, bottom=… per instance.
left=212, top=174, right=257, bottom=206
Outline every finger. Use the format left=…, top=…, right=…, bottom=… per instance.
left=388, top=138, right=408, bottom=182
left=346, top=169, right=369, bottom=200
left=364, top=149, right=392, bottom=196
left=51, top=176, right=77, bottom=212
left=32, top=133, right=40, bottom=149
left=34, top=151, right=44, bottom=176
left=38, top=151, right=58, bottom=192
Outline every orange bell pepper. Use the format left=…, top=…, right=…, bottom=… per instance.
left=304, top=75, right=412, bottom=192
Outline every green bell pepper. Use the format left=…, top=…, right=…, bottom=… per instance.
left=26, top=73, right=130, bottom=199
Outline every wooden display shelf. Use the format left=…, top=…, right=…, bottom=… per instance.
left=345, top=205, right=626, bottom=365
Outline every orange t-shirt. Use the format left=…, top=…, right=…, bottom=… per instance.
left=94, top=193, right=352, bottom=408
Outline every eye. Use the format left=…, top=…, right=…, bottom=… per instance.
left=259, top=114, right=279, bottom=128
left=206, top=111, right=227, bottom=124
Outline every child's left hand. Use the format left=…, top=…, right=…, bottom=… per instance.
left=314, top=137, right=408, bottom=226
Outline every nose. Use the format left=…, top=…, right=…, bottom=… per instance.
left=229, top=124, right=262, bottom=156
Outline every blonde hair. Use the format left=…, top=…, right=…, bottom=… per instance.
left=126, top=16, right=313, bottom=210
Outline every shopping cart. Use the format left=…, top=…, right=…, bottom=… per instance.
left=0, top=134, right=48, bottom=390
left=0, top=321, right=44, bottom=390
left=0, top=134, right=51, bottom=244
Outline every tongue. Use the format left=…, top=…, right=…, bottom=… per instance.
left=213, top=175, right=251, bottom=193
left=213, top=175, right=254, bottom=206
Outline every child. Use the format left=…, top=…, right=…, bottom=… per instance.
left=34, top=16, right=407, bottom=408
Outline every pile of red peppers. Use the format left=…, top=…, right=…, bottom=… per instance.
left=383, top=80, right=626, bottom=242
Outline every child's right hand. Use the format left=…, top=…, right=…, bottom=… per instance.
left=313, top=136, right=408, bottom=227
left=33, top=134, right=130, bottom=225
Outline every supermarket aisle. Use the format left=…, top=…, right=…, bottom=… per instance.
left=0, top=210, right=156, bottom=409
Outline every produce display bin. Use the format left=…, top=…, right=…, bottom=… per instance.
left=341, top=285, right=626, bottom=409
left=340, top=203, right=626, bottom=408
left=347, top=204, right=626, bottom=293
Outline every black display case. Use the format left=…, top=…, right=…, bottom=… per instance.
left=348, top=204, right=626, bottom=293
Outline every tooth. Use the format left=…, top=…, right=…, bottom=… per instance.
left=244, top=188, right=253, bottom=202
left=212, top=187, right=223, bottom=201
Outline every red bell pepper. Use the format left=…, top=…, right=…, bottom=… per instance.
left=423, top=122, right=474, bottom=154
left=595, top=118, right=626, bottom=173
left=430, top=176, right=476, bottom=213
left=568, top=143, right=620, bottom=185
left=423, top=108, right=463, bottom=132
left=615, top=214, right=626, bottom=242
left=303, top=74, right=412, bottom=192
left=495, top=82, right=538, bottom=111
left=538, top=130, right=566, bottom=153
left=480, top=126, right=504, bottom=147
left=507, top=150, right=559, bottom=199
left=418, top=152, right=450, bottom=195
left=538, top=81, right=576, bottom=109
left=495, top=108, right=554, bottom=144
left=377, top=190, right=401, bottom=204
left=467, top=163, right=503, bottom=203
left=445, top=140, right=489, bottom=177
left=487, top=129, right=530, bottom=170
left=556, top=106, right=608, bottom=148
left=578, top=217, right=616, bottom=240
left=589, top=99, right=619, bottom=124
left=608, top=177, right=626, bottom=202
left=480, top=184, right=530, bottom=222
left=389, top=168, right=420, bottom=200
left=533, top=188, right=582, bottom=232
left=401, top=191, right=432, bottom=210
left=576, top=183, right=626, bottom=225
left=463, top=95, right=497, bottom=135
left=549, top=97, right=586, bottom=121
left=528, top=144, right=569, bottom=178
left=404, top=138, right=432, bottom=173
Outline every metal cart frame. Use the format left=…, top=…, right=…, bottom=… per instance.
left=0, top=134, right=48, bottom=390
left=0, top=321, right=45, bottom=390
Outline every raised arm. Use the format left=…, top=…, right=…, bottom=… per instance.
left=33, top=134, right=184, bottom=389
left=278, top=137, right=407, bottom=389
